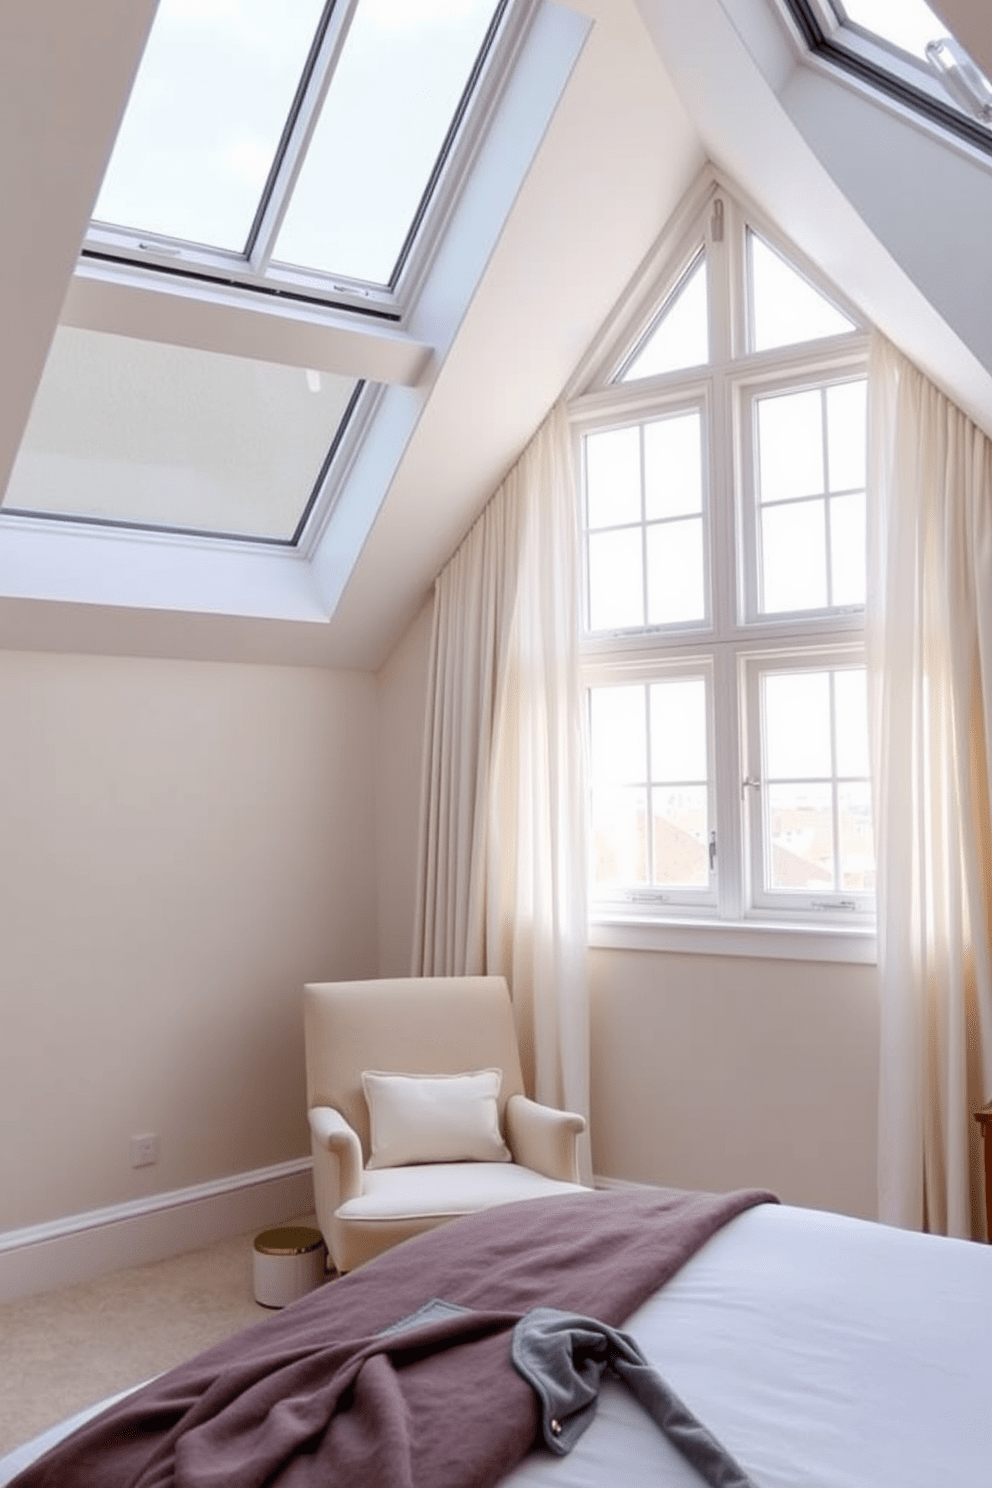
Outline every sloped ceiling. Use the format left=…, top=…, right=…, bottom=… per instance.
left=0, top=0, right=703, bottom=671
left=0, top=0, right=989, bottom=672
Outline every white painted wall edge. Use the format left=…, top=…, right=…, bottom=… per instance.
left=0, top=1157, right=314, bottom=1303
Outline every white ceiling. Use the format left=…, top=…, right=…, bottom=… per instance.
left=0, top=0, right=989, bottom=673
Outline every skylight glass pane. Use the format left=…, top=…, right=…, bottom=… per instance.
left=620, top=257, right=709, bottom=381
left=749, top=233, right=854, bottom=352
left=274, top=0, right=500, bottom=285
left=94, top=0, right=325, bottom=251
left=3, top=328, right=359, bottom=542
left=838, top=0, right=947, bottom=62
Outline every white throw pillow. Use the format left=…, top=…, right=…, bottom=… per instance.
left=362, top=1068, right=512, bottom=1169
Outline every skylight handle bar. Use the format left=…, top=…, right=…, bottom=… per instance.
left=926, top=37, right=992, bottom=123
left=246, top=0, right=364, bottom=278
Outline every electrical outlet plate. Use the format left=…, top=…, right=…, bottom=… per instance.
left=130, top=1133, right=159, bottom=1168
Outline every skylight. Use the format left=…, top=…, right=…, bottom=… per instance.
left=93, top=0, right=326, bottom=254
left=784, top=0, right=992, bottom=149
left=272, top=0, right=498, bottom=285
left=3, top=0, right=517, bottom=550
left=89, top=0, right=509, bottom=297
left=4, top=328, right=360, bottom=543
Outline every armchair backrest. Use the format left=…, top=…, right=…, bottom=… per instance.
left=303, top=976, right=526, bottom=1161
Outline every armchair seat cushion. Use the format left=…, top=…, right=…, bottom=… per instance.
left=336, top=1162, right=587, bottom=1223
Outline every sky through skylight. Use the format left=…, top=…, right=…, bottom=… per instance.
left=92, top=0, right=504, bottom=287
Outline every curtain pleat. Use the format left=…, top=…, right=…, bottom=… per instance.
left=868, top=335, right=992, bottom=1237
left=412, top=404, right=590, bottom=1168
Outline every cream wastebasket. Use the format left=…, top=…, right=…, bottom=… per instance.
left=253, top=1225, right=327, bottom=1307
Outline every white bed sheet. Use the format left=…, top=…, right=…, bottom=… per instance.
left=505, top=1201, right=990, bottom=1487
left=2, top=1202, right=988, bottom=1487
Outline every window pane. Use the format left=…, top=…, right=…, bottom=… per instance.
left=3, top=326, right=358, bottom=542
left=586, top=426, right=641, bottom=529
left=826, top=380, right=867, bottom=492
left=767, top=783, right=835, bottom=891
left=839, top=0, right=946, bottom=61
left=764, top=671, right=832, bottom=779
left=621, top=256, right=708, bottom=380
left=839, top=781, right=876, bottom=890
left=591, top=787, right=649, bottom=889
left=274, top=0, right=499, bottom=284
left=834, top=668, right=870, bottom=776
left=589, top=686, right=646, bottom=784
left=94, top=0, right=325, bottom=250
left=650, top=677, right=707, bottom=781
left=653, top=787, right=709, bottom=886
left=829, top=492, right=867, bottom=606
left=750, top=233, right=854, bottom=351
left=760, top=501, right=828, bottom=612
left=644, top=412, right=702, bottom=519
left=646, top=518, right=705, bottom=626
left=757, top=389, right=824, bottom=502
left=588, top=528, right=643, bottom=631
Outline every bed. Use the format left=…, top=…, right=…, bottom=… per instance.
left=2, top=1186, right=988, bottom=1487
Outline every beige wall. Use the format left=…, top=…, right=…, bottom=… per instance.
left=590, top=948, right=879, bottom=1219
left=0, top=650, right=378, bottom=1231
left=375, top=603, right=882, bottom=1221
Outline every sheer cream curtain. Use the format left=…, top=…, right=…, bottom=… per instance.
left=413, top=403, right=590, bottom=1167
left=868, top=335, right=992, bottom=1238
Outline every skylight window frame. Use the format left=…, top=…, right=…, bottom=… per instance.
left=779, top=0, right=992, bottom=157
left=82, top=0, right=526, bottom=320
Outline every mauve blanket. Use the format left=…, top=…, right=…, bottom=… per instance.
left=13, top=1186, right=775, bottom=1488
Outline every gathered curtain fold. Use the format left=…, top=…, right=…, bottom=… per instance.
left=413, top=403, right=590, bottom=1168
left=867, top=335, right=992, bottom=1238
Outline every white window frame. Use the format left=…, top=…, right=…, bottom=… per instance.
left=585, top=653, right=718, bottom=916
left=739, top=644, right=874, bottom=923
left=571, top=180, right=876, bottom=963
left=579, top=386, right=712, bottom=640
left=735, top=355, right=869, bottom=627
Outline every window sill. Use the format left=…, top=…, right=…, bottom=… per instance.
left=589, top=914, right=877, bottom=964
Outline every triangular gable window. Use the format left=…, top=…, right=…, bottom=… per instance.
left=748, top=231, right=855, bottom=352
left=616, top=252, right=709, bottom=382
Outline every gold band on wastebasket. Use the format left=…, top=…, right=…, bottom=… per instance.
left=253, top=1226, right=323, bottom=1257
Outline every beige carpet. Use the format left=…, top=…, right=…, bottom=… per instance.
left=0, top=1216, right=329, bottom=1458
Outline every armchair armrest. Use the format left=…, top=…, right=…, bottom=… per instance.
left=308, top=1105, right=364, bottom=1205
left=505, top=1094, right=586, bottom=1184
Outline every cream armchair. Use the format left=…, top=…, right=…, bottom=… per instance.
left=304, top=976, right=589, bottom=1273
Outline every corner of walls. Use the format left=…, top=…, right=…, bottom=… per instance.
left=374, top=597, right=435, bottom=976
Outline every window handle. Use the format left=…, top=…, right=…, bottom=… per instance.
left=709, top=831, right=717, bottom=871
left=741, top=775, right=761, bottom=798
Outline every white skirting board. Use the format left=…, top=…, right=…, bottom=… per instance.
left=0, top=1158, right=314, bottom=1303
